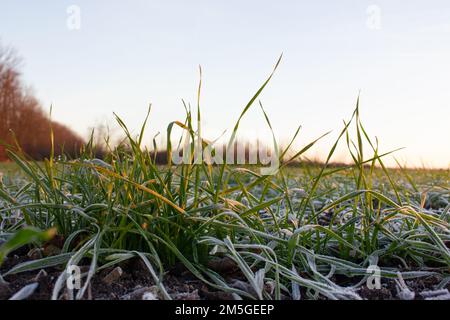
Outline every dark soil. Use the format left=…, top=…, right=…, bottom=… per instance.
left=0, top=249, right=240, bottom=300
left=357, top=276, right=446, bottom=300
left=0, top=248, right=448, bottom=300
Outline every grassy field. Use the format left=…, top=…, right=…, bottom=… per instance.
left=0, top=65, right=449, bottom=300
left=0, top=162, right=21, bottom=176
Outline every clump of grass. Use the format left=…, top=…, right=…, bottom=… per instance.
left=0, top=58, right=449, bottom=300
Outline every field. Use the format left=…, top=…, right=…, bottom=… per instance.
left=0, top=140, right=449, bottom=300
left=0, top=73, right=449, bottom=300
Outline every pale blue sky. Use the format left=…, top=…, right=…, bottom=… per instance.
left=1, top=0, right=449, bottom=168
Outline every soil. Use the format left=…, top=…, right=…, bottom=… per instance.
left=0, top=247, right=448, bottom=300
left=0, top=247, right=241, bottom=300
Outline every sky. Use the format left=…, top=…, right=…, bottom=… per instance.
left=0, top=0, right=449, bottom=168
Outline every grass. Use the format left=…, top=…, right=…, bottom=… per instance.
left=0, top=59, right=449, bottom=300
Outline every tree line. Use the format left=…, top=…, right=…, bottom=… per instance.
left=0, top=43, right=84, bottom=161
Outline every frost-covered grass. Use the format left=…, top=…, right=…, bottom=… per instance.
left=0, top=59, right=449, bottom=300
